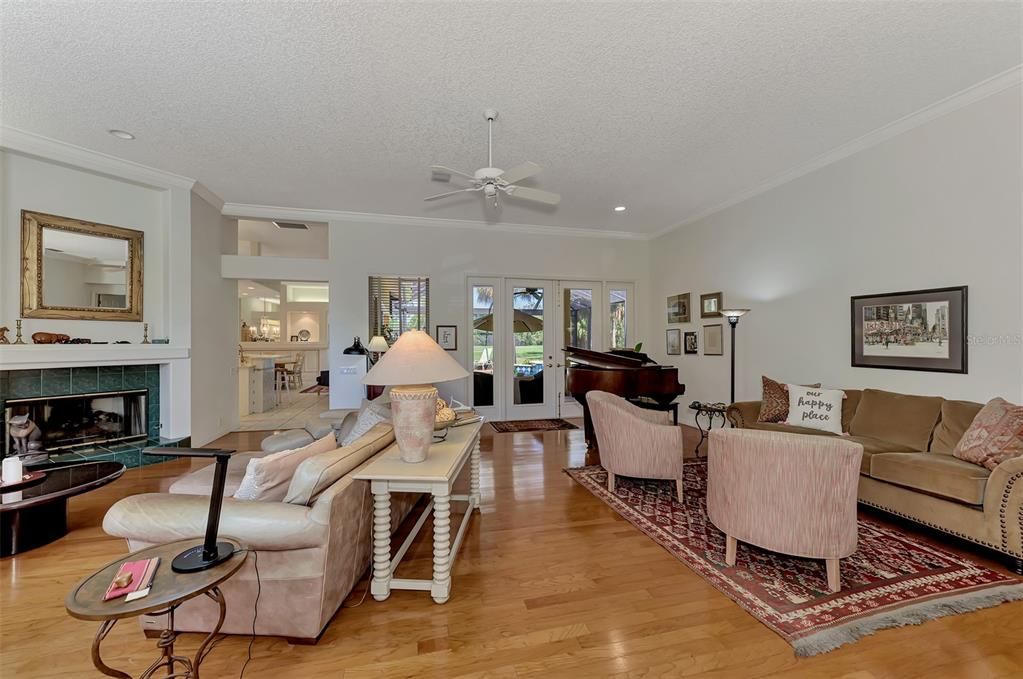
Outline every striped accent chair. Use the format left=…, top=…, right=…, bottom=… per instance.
left=707, top=428, right=863, bottom=593
left=588, top=390, right=686, bottom=501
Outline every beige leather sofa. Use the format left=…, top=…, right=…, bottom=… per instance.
left=103, top=422, right=418, bottom=643
left=727, top=388, right=1023, bottom=574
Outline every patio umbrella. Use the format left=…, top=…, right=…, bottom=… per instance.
left=473, top=309, right=544, bottom=333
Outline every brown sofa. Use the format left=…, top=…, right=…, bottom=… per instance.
left=727, top=388, right=1023, bottom=573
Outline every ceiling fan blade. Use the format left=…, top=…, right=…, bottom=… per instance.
left=423, top=187, right=480, bottom=201
left=503, top=185, right=561, bottom=205
left=498, top=161, right=542, bottom=185
left=431, top=165, right=477, bottom=181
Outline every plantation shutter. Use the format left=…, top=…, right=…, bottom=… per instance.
left=368, top=276, right=430, bottom=346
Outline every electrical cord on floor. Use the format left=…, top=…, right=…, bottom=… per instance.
left=239, top=548, right=260, bottom=679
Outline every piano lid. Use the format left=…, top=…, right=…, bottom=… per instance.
left=563, top=346, right=656, bottom=370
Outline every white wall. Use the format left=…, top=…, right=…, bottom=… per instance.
left=647, top=85, right=1023, bottom=419
left=0, top=151, right=168, bottom=341
left=328, top=221, right=650, bottom=403
left=190, top=193, right=239, bottom=445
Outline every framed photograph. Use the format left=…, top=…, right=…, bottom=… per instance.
left=435, top=324, right=458, bottom=351
left=666, top=328, right=681, bottom=355
left=851, top=286, right=967, bottom=373
left=667, top=293, right=691, bottom=323
left=701, top=292, right=723, bottom=318
left=290, top=335, right=299, bottom=342
left=684, top=331, right=698, bottom=355
left=703, top=324, right=723, bottom=355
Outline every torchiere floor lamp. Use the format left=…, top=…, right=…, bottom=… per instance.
left=720, top=308, right=750, bottom=404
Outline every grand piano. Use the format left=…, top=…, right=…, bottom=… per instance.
left=564, top=346, right=685, bottom=452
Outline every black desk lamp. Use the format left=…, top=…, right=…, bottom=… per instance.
left=720, top=309, right=750, bottom=404
left=149, top=447, right=236, bottom=573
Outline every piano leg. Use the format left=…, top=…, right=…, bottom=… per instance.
left=579, top=399, right=602, bottom=466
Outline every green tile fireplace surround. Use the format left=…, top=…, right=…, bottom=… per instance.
left=0, top=364, right=180, bottom=468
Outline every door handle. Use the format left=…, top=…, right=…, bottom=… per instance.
left=545, top=362, right=554, bottom=368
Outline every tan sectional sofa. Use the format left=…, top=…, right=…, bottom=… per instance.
left=727, top=388, right=1023, bottom=573
left=103, top=422, right=419, bottom=643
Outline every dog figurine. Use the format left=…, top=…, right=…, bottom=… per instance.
left=9, top=415, right=43, bottom=456
left=0, top=326, right=8, bottom=344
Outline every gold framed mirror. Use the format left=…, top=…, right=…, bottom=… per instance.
left=21, top=210, right=144, bottom=321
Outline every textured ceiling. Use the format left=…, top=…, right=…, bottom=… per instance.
left=1, top=1, right=1019, bottom=235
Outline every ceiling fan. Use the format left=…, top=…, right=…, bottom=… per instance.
left=425, top=109, right=561, bottom=208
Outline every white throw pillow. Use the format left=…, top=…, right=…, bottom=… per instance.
left=341, top=406, right=389, bottom=446
left=785, top=385, right=845, bottom=434
left=234, top=433, right=338, bottom=502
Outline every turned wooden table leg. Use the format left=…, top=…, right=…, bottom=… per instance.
left=91, top=619, right=132, bottom=679
left=371, top=488, right=392, bottom=601
left=431, top=493, right=452, bottom=604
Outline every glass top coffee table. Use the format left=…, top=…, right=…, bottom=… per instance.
left=0, top=460, right=125, bottom=556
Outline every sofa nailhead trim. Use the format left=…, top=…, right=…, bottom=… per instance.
left=857, top=499, right=1022, bottom=559
left=999, top=470, right=1023, bottom=552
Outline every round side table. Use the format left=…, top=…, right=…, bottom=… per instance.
left=689, top=402, right=729, bottom=457
left=66, top=537, right=246, bottom=678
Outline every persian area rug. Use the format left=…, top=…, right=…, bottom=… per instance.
left=566, top=462, right=1023, bottom=656
left=489, top=419, right=579, bottom=434
left=299, top=384, right=329, bottom=394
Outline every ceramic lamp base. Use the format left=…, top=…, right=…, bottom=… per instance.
left=390, top=384, right=438, bottom=463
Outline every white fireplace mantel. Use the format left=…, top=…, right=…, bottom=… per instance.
left=0, top=344, right=190, bottom=371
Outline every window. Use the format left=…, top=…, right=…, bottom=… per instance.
left=368, top=276, right=430, bottom=345
left=609, top=287, right=628, bottom=348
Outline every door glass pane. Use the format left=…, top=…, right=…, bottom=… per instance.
left=563, top=288, right=593, bottom=350
left=512, top=286, right=545, bottom=405
left=609, top=288, right=628, bottom=348
left=471, top=285, right=494, bottom=407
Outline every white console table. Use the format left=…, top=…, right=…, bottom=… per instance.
left=354, top=420, right=482, bottom=604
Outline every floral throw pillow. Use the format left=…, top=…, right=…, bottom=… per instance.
left=954, top=397, right=1023, bottom=470
left=758, top=376, right=821, bottom=423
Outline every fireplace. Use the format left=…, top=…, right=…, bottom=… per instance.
left=4, top=389, right=148, bottom=458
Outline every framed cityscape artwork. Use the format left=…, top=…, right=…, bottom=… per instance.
left=851, top=286, right=967, bottom=373
left=667, top=293, right=691, bottom=323
left=666, top=328, right=681, bottom=355
left=684, top=331, right=698, bottom=354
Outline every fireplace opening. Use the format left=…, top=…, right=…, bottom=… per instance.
left=4, top=389, right=148, bottom=458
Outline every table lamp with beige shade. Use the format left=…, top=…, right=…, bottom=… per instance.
left=367, top=335, right=389, bottom=365
left=362, top=330, right=469, bottom=463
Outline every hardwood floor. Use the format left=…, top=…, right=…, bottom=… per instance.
left=2, top=424, right=1021, bottom=678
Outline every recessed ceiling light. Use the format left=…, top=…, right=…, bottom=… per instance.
left=614, top=205, right=626, bottom=212
left=247, top=286, right=255, bottom=290
left=108, top=129, right=135, bottom=140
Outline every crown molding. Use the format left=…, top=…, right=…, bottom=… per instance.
left=0, top=126, right=195, bottom=190
left=221, top=202, right=649, bottom=240
left=191, top=181, right=225, bottom=211
left=652, top=65, right=1023, bottom=239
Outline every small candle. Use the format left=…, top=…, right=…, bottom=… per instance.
left=2, top=457, right=24, bottom=485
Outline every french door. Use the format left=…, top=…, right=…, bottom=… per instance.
left=467, top=277, right=633, bottom=421
left=555, top=281, right=603, bottom=418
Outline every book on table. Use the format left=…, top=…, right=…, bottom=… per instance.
left=104, top=557, right=160, bottom=601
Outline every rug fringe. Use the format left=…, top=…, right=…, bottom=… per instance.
left=792, top=584, right=1023, bottom=657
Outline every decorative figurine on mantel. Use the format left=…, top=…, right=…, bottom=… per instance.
left=13, top=319, right=25, bottom=344
left=0, top=326, right=8, bottom=344
left=141, top=323, right=151, bottom=344
left=32, top=332, right=71, bottom=344
left=9, top=415, right=43, bottom=456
